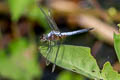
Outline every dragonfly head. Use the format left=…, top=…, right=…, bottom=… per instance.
left=40, top=34, right=48, bottom=42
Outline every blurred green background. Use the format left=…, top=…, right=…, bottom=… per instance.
left=0, top=0, right=120, bottom=80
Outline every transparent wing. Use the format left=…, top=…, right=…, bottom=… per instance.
left=40, top=7, right=60, bottom=31
left=48, top=9, right=60, bottom=31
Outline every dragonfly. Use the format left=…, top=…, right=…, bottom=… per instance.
left=40, top=7, right=93, bottom=72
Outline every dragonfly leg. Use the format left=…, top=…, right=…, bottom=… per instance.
left=46, top=40, right=51, bottom=53
left=52, top=41, right=61, bottom=72
left=46, top=40, right=52, bottom=65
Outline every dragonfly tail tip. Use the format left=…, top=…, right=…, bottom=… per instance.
left=89, top=28, right=94, bottom=31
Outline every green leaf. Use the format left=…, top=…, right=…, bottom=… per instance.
left=8, top=0, right=34, bottom=21
left=8, top=0, right=51, bottom=32
left=101, top=62, right=120, bottom=80
left=57, top=71, right=85, bottom=80
left=40, top=44, right=102, bottom=79
left=114, top=33, right=120, bottom=62
left=0, top=39, right=41, bottom=80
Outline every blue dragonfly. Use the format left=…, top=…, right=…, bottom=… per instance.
left=40, top=7, right=93, bottom=72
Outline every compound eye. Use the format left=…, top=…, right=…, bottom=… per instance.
left=40, top=34, right=47, bottom=42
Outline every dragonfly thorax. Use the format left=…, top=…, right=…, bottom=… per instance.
left=47, top=31, right=64, bottom=40
left=48, top=31, right=61, bottom=37
left=41, top=31, right=65, bottom=42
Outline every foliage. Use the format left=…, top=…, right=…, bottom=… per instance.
left=40, top=44, right=102, bottom=79
left=8, top=0, right=49, bottom=31
left=0, top=39, right=41, bottom=80
left=57, top=71, right=85, bottom=80
left=8, top=0, right=35, bottom=21
left=5, top=0, right=120, bottom=80
left=114, top=33, right=120, bottom=62
left=101, top=62, right=120, bottom=80
left=108, top=7, right=117, bottom=17
left=40, top=43, right=120, bottom=80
